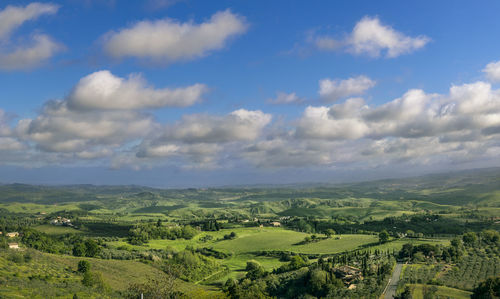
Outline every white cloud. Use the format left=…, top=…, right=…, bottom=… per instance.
left=0, top=3, right=62, bottom=70
left=103, top=9, right=247, bottom=63
left=0, top=34, right=63, bottom=70
left=298, top=81, right=500, bottom=143
left=135, top=109, right=271, bottom=167
left=0, top=137, right=24, bottom=151
left=17, top=101, right=155, bottom=153
left=348, top=16, right=430, bottom=58
left=14, top=69, right=207, bottom=157
left=296, top=104, right=370, bottom=140
left=0, top=2, right=59, bottom=39
left=156, top=109, right=272, bottom=144
left=483, top=60, right=500, bottom=83
left=307, top=16, right=429, bottom=58
left=67, top=70, right=208, bottom=110
left=268, top=92, right=304, bottom=105
left=319, top=75, right=375, bottom=102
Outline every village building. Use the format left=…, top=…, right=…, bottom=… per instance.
left=50, top=217, right=73, bottom=226
left=333, top=265, right=363, bottom=286
left=6, top=232, right=19, bottom=238
left=8, top=243, right=19, bottom=249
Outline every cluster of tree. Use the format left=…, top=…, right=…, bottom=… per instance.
left=223, top=231, right=237, bottom=240
left=195, top=247, right=231, bottom=259
left=462, top=230, right=500, bottom=247
left=296, top=233, right=331, bottom=245
left=127, top=223, right=198, bottom=245
left=286, top=214, right=498, bottom=236
left=471, top=276, right=500, bottom=298
left=164, top=248, right=223, bottom=282
left=19, top=228, right=104, bottom=258
left=72, top=239, right=100, bottom=257
left=224, top=249, right=395, bottom=298
left=398, top=241, right=463, bottom=263
left=21, top=228, right=68, bottom=254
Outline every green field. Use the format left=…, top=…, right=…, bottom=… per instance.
left=367, top=238, right=451, bottom=252
left=107, top=228, right=381, bottom=255
left=406, top=284, right=472, bottom=299
left=33, top=224, right=83, bottom=235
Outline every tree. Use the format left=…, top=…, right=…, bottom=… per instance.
left=77, top=260, right=91, bottom=273
left=482, top=230, right=500, bottom=244
left=324, top=229, right=335, bottom=238
left=463, top=232, right=478, bottom=246
left=82, top=271, right=107, bottom=291
left=379, top=230, right=390, bottom=243
left=289, top=255, right=308, bottom=269
left=395, top=286, right=412, bottom=299
left=125, top=274, right=178, bottom=299
left=72, top=242, right=86, bottom=257
left=84, top=239, right=100, bottom=257
left=181, top=225, right=198, bottom=240
left=246, top=260, right=266, bottom=280
left=471, top=276, right=500, bottom=299
left=309, top=269, right=328, bottom=295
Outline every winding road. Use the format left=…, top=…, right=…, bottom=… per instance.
left=382, top=263, right=403, bottom=299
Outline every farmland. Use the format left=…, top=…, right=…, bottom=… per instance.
left=0, top=168, right=499, bottom=297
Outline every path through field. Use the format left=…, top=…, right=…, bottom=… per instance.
left=383, top=263, right=403, bottom=299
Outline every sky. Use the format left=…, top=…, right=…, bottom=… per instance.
left=1, top=0, right=500, bottom=187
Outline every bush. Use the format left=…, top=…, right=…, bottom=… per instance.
left=77, top=260, right=90, bottom=273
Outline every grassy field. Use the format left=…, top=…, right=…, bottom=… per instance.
left=0, top=202, right=81, bottom=214
left=106, top=228, right=381, bottom=255
left=406, top=284, right=472, bottom=299
left=365, top=238, right=450, bottom=253
left=33, top=224, right=83, bottom=235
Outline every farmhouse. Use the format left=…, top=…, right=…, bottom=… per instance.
left=333, top=265, right=363, bottom=285
left=51, top=217, right=73, bottom=226
left=8, top=243, right=19, bottom=249
left=6, top=232, right=19, bottom=238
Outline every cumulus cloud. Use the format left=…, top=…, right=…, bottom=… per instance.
left=296, top=102, right=370, bottom=140
left=319, top=75, right=375, bottom=102
left=0, top=34, right=63, bottom=70
left=298, top=81, right=500, bottom=143
left=17, top=101, right=155, bottom=153
left=268, top=92, right=304, bottom=105
left=136, top=109, right=271, bottom=167
left=307, top=16, right=429, bottom=58
left=158, top=109, right=271, bottom=144
left=483, top=60, right=500, bottom=83
left=0, top=137, right=24, bottom=151
left=0, top=2, right=58, bottom=39
left=67, top=70, right=208, bottom=110
left=15, top=69, right=207, bottom=159
left=103, top=9, right=247, bottom=62
left=0, top=3, right=62, bottom=70
left=347, top=16, right=430, bottom=57
left=243, top=138, right=335, bottom=168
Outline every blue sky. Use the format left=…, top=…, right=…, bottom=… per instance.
left=1, top=0, right=500, bottom=187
